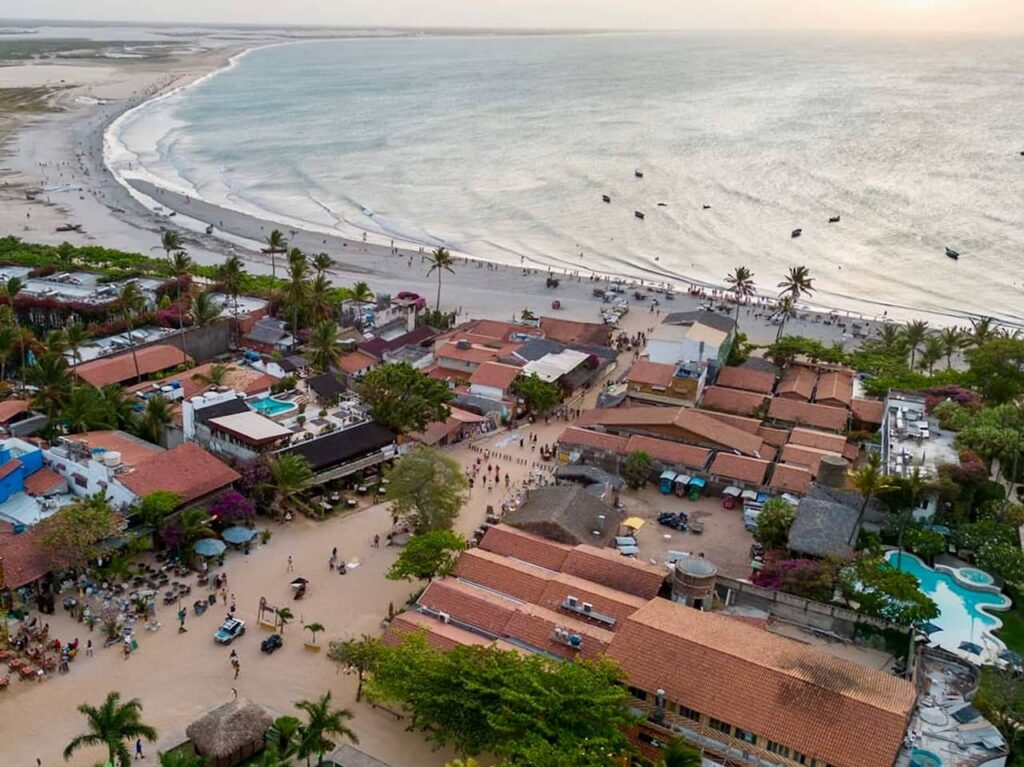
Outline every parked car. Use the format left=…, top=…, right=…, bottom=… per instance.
left=261, top=633, right=284, bottom=654
left=214, top=618, right=246, bottom=645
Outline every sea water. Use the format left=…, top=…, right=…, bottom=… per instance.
left=108, top=33, right=1024, bottom=323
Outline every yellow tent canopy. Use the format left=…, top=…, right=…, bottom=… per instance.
left=623, top=516, right=645, bottom=530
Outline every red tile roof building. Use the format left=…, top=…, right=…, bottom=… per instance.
left=767, top=463, right=813, bottom=495
left=468, top=362, right=521, bottom=391
left=779, top=444, right=842, bottom=477
left=709, top=453, right=771, bottom=486
left=0, top=399, right=29, bottom=424
left=715, top=366, right=777, bottom=394
left=789, top=427, right=848, bottom=454
left=627, top=360, right=676, bottom=389
left=851, top=397, right=885, bottom=427
left=768, top=398, right=849, bottom=432
left=0, top=522, right=51, bottom=588
left=75, top=345, right=193, bottom=387
left=815, top=370, right=854, bottom=407
left=624, top=435, right=710, bottom=472
left=119, top=443, right=240, bottom=505
left=557, top=426, right=630, bottom=454
left=775, top=366, right=817, bottom=401
left=538, top=316, right=613, bottom=347
left=700, top=386, right=769, bottom=417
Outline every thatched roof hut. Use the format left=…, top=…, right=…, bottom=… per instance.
left=186, top=698, right=273, bottom=767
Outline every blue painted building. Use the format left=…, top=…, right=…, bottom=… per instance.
left=0, top=438, right=44, bottom=504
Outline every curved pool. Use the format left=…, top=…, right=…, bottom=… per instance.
left=885, top=551, right=1010, bottom=658
left=250, top=396, right=298, bottom=417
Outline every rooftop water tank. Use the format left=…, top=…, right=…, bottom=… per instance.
left=103, top=451, right=122, bottom=467
left=818, top=455, right=849, bottom=488
left=672, top=557, right=717, bottom=609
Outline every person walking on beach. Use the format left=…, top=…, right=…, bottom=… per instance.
left=85, top=639, right=92, bottom=657
left=234, top=659, right=240, bottom=680
left=135, top=738, right=145, bottom=759
left=287, top=555, right=294, bottom=572
left=373, top=534, right=380, bottom=548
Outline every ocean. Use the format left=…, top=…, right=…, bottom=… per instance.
left=107, top=33, right=1024, bottom=323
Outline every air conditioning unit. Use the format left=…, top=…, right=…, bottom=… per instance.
left=566, top=596, right=578, bottom=607
left=568, top=634, right=583, bottom=649
left=437, top=612, right=450, bottom=624
left=582, top=602, right=593, bottom=613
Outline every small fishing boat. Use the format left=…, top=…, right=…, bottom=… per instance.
left=945, top=247, right=960, bottom=260
left=791, top=228, right=802, bottom=238
left=634, top=211, right=645, bottom=220
left=657, top=202, right=667, bottom=207
left=602, top=194, right=611, bottom=203
left=205, top=224, right=215, bottom=234
left=55, top=223, right=83, bottom=233
left=829, top=215, right=841, bottom=223
left=702, top=204, right=711, bottom=210
left=634, top=169, right=644, bottom=179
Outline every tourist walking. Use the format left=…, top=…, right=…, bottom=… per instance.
left=373, top=534, right=380, bottom=548
left=233, top=659, right=240, bottom=680
left=135, top=738, right=145, bottom=759
left=287, top=555, right=294, bottom=572
left=85, top=639, right=92, bottom=657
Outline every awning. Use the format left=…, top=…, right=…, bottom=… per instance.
left=623, top=517, right=645, bottom=530
left=722, top=486, right=743, bottom=498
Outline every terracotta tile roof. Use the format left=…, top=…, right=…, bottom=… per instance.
left=469, top=362, right=521, bottom=391
left=119, top=443, right=239, bottom=504
left=815, top=371, right=854, bottom=407
left=503, top=600, right=613, bottom=660
left=628, top=360, right=676, bottom=388
left=700, top=386, right=769, bottom=416
left=768, top=398, right=849, bottom=432
left=0, top=522, right=51, bottom=587
left=775, top=365, right=817, bottom=400
left=624, top=435, right=710, bottom=471
left=709, top=453, right=770, bottom=486
left=338, top=350, right=377, bottom=374
left=69, top=430, right=162, bottom=468
left=697, top=410, right=763, bottom=434
left=539, top=317, right=613, bottom=347
left=426, top=365, right=471, bottom=382
left=0, top=399, right=29, bottom=424
left=757, top=425, right=790, bottom=447
left=607, top=599, right=916, bottom=767
left=438, top=340, right=521, bottom=366
left=124, top=363, right=275, bottom=402
left=779, top=444, right=842, bottom=477
left=715, top=366, right=776, bottom=394
left=561, top=546, right=666, bottom=599
left=478, top=524, right=572, bottom=572
left=458, top=319, right=536, bottom=343
left=789, top=427, right=848, bottom=454
left=75, top=345, right=192, bottom=387
left=557, top=426, right=630, bottom=454
left=851, top=397, right=885, bottom=426
left=23, top=468, right=65, bottom=496
left=0, top=458, right=22, bottom=481
left=768, top=463, right=813, bottom=495
left=386, top=611, right=524, bottom=654
left=577, top=407, right=766, bottom=457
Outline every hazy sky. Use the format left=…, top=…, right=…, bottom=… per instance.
left=9, top=0, right=1024, bottom=34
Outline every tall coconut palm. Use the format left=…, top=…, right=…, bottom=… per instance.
left=848, top=452, right=894, bottom=544
left=343, top=281, right=374, bottom=304
left=101, top=384, right=137, bottom=430
left=902, top=320, right=929, bottom=369
left=295, top=691, right=358, bottom=767
left=64, top=320, right=91, bottom=370
left=266, top=715, right=303, bottom=761
left=44, top=329, right=68, bottom=357
left=724, top=266, right=756, bottom=325
left=777, top=265, right=814, bottom=302
left=62, top=386, right=115, bottom=434
left=63, top=691, right=157, bottom=767
left=312, top=252, right=334, bottom=277
left=217, top=254, right=246, bottom=343
left=0, top=324, right=17, bottom=383
left=192, top=363, right=230, bottom=388
left=660, top=738, right=703, bottom=767
left=175, top=507, right=215, bottom=546
left=169, top=250, right=193, bottom=364
left=969, top=316, right=997, bottom=347
left=26, top=354, right=72, bottom=419
left=426, top=247, right=455, bottom=312
left=265, top=229, right=288, bottom=291
left=190, top=291, right=221, bottom=328
left=285, top=249, right=310, bottom=337
left=919, top=334, right=944, bottom=374
left=307, top=320, right=340, bottom=372
left=119, top=281, right=146, bottom=383
left=159, top=230, right=183, bottom=261
left=137, top=394, right=172, bottom=445
left=876, top=323, right=905, bottom=355
left=263, top=453, right=313, bottom=517
left=308, top=274, right=333, bottom=324
left=771, top=295, right=798, bottom=343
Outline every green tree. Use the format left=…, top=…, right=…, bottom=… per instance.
left=192, top=363, right=230, bottom=388
left=724, top=265, right=755, bottom=326
left=265, top=229, right=288, bottom=291
left=902, top=320, right=929, bottom=369
left=365, top=633, right=634, bottom=764
left=848, top=452, right=893, bottom=545
left=266, top=715, right=303, bottom=761
left=168, top=250, right=193, bottom=365
left=660, top=738, right=703, bottom=767
left=975, top=667, right=1024, bottom=754
left=770, top=294, right=798, bottom=342
left=327, top=635, right=383, bottom=703
left=62, top=691, right=157, bottom=767
left=136, top=491, right=182, bottom=527
left=357, top=363, right=452, bottom=435
left=426, top=247, right=455, bottom=312
left=840, top=556, right=938, bottom=626
left=753, top=497, right=796, bottom=549
left=975, top=542, right=1024, bottom=586
left=276, top=606, right=294, bottom=634
left=217, top=254, right=246, bottom=343
left=173, top=507, right=215, bottom=548
left=190, top=291, right=220, bottom=328
left=304, top=622, right=325, bottom=645
left=285, top=248, right=310, bottom=335
left=308, top=274, right=334, bottom=324
left=0, top=323, right=18, bottom=382
left=159, top=229, right=183, bottom=261
left=966, top=337, right=1024, bottom=403
left=777, top=265, right=814, bottom=302
left=969, top=316, right=998, bottom=347
left=26, top=353, right=73, bottom=419
left=295, top=691, right=358, bottom=767
left=100, top=384, right=137, bottom=430
left=386, top=448, right=468, bottom=532
left=137, top=394, right=172, bottom=445
left=339, top=280, right=374, bottom=303
left=61, top=386, right=116, bottom=433
left=118, top=281, right=146, bottom=382
left=387, top=529, right=467, bottom=581
left=312, top=252, right=335, bottom=276
left=64, top=320, right=91, bottom=369
left=918, top=334, right=944, bottom=373
left=902, top=528, right=946, bottom=563
left=158, top=750, right=207, bottom=767
left=622, top=450, right=652, bottom=490
left=40, top=493, right=123, bottom=568
left=513, top=372, right=559, bottom=413
left=307, top=320, right=341, bottom=372
left=263, top=453, right=314, bottom=516
left=938, top=326, right=966, bottom=369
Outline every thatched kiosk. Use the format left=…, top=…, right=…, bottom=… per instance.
left=186, top=698, right=273, bottom=767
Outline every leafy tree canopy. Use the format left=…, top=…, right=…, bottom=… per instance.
left=386, top=448, right=468, bottom=532
left=136, top=491, right=182, bottom=527
left=840, top=556, right=938, bottom=626
left=622, top=450, right=652, bottom=490
left=513, top=373, right=561, bottom=414
left=357, top=362, right=452, bottom=435
left=965, top=337, right=1024, bottom=404
left=40, top=493, right=124, bottom=568
left=753, top=497, right=796, bottom=549
left=387, top=529, right=467, bottom=581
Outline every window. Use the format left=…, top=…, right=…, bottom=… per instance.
left=792, top=753, right=808, bottom=765
left=627, top=686, right=648, bottom=701
left=677, top=704, right=700, bottom=721
left=734, top=727, right=756, bottom=744
left=766, top=741, right=791, bottom=758
left=708, top=718, right=732, bottom=735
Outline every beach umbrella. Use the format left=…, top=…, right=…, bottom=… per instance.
left=290, top=577, right=309, bottom=589
left=222, top=526, right=257, bottom=545
left=958, top=641, right=983, bottom=655
left=194, top=538, right=226, bottom=557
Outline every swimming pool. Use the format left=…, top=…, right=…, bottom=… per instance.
left=885, top=551, right=1011, bottom=657
left=250, top=396, right=298, bottom=417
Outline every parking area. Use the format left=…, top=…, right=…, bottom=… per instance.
left=620, top=486, right=755, bottom=579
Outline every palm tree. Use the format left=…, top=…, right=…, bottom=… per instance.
left=308, top=274, right=333, bottom=324
left=217, top=254, right=246, bottom=342
left=771, top=295, right=798, bottom=343
left=777, top=265, right=814, bottom=302
left=848, top=452, right=894, bottom=545
left=295, top=691, right=358, bottom=767
left=660, top=738, right=703, bottom=767
left=100, top=384, right=137, bottom=430
left=192, top=363, right=230, bottom=388
left=0, top=324, right=16, bottom=383
left=342, top=281, right=374, bottom=304
left=26, top=354, right=72, bottom=419
left=263, top=453, right=313, bottom=517
left=174, top=507, right=215, bottom=547
left=265, top=229, right=288, bottom=291
left=276, top=606, right=294, bottom=634
left=312, top=252, right=334, bottom=276
left=63, top=691, right=157, bottom=767
left=119, top=282, right=146, bottom=382
left=520, top=308, right=536, bottom=322
left=936, top=326, right=964, bottom=369
left=968, top=316, right=997, bottom=347
left=876, top=323, right=905, bottom=355
left=304, top=622, right=325, bottom=645
left=285, top=250, right=310, bottom=336
left=169, top=250, right=193, bottom=364
left=919, top=334, right=944, bottom=373
left=3, top=277, right=26, bottom=378
left=190, top=291, right=221, bottom=328
left=62, top=387, right=115, bottom=433
left=158, top=750, right=207, bottom=767
left=724, top=266, right=756, bottom=325
left=137, top=394, right=172, bottom=445
left=266, top=715, right=303, bottom=761
left=902, top=320, right=929, bottom=369
left=426, top=247, right=455, bottom=312
left=45, top=328, right=68, bottom=356
left=64, top=321, right=91, bottom=369
left=159, top=230, right=183, bottom=261
left=307, top=321, right=340, bottom=372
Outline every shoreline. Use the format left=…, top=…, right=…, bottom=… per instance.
left=0, top=40, right=1013, bottom=339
